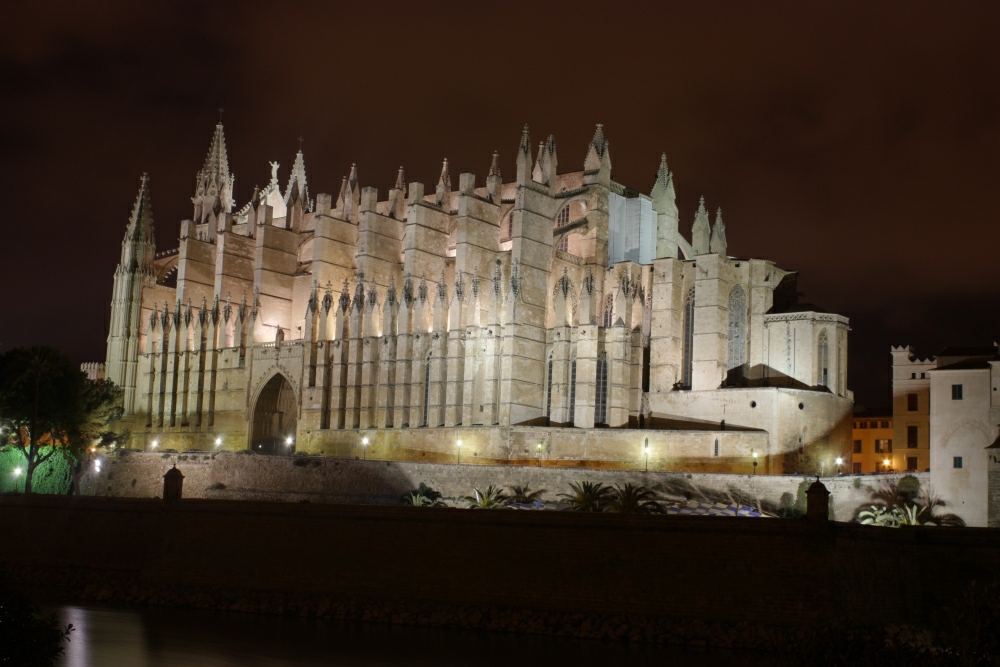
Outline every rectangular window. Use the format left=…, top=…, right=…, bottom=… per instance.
left=911, top=372, right=916, bottom=379
left=853, top=440, right=862, bottom=453
left=952, top=384, right=963, bottom=400
left=881, top=420, right=890, bottom=429
left=907, top=457, right=918, bottom=472
left=907, top=425, right=918, bottom=448
left=853, top=462, right=862, bottom=474
left=953, top=456, right=963, bottom=469
left=920, top=372, right=926, bottom=379
left=907, top=393, right=918, bottom=411
left=875, top=439, right=893, bottom=453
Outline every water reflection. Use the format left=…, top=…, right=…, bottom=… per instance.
left=52, top=603, right=770, bottom=667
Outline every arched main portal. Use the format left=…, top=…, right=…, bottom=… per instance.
left=250, top=374, right=297, bottom=454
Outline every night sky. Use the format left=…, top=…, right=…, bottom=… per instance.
left=2, top=1, right=997, bottom=409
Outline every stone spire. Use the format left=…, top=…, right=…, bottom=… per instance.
left=710, top=207, right=727, bottom=256
left=394, top=166, right=406, bottom=192
left=106, top=173, right=157, bottom=414
left=691, top=196, right=711, bottom=256
left=583, top=124, right=611, bottom=185
left=487, top=151, right=502, bottom=201
left=436, top=158, right=451, bottom=206
left=516, top=124, right=532, bottom=185
left=339, top=164, right=361, bottom=220
left=284, top=149, right=310, bottom=211
left=651, top=153, right=680, bottom=260
left=192, top=123, right=234, bottom=224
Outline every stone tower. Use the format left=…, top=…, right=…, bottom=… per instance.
left=191, top=123, right=233, bottom=227
left=106, top=174, right=156, bottom=413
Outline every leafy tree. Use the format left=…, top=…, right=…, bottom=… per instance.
left=0, top=571, right=73, bottom=666
left=463, top=485, right=508, bottom=509
left=604, top=483, right=664, bottom=514
left=559, top=481, right=613, bottom=512
left=58, top=379, right=125, bottom=496
left=0, top=348, right=87, bottom=494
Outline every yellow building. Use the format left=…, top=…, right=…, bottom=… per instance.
left=852, top=415, right=896, bottom=474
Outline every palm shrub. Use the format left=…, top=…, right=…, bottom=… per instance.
left=401, top=482, right=442, bottom=507
left=559, top=481, right=613, bottom=512
left=605, top=483, right=664, bottom=514
left=464, top=485, right=508, bottom=509
left=507, top=484, right=545, bottom=505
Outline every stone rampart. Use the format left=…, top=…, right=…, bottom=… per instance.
left=82, top=451, right=927, bottom=521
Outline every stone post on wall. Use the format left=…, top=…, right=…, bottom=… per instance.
left=806, top=476, right=830, bottom=521
left=163, top=464, right=184, bottom=504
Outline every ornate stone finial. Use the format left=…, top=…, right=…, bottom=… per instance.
left=395, top=166, right=405, bottom=191
left=436, top=270, right=448, bottom=302
left=348, top=163, right=358, bottom=188
left=223, top=293, right=232, bottom=323
left=583, top=266, right=595, bottom=295
left=454, top=273, right=465, bottom=302
left=546, top=133, right=557, bottom=156
left=184, top=299, right=193, bottom=327
left=339, top=280, right=351, bottom=313
left=492, top=261, right=503, bottom=299
left=438, top=158, right=451, bottom=189
left=352, top=275, right=366, bottom=312
left=307, top=280, right=319, bottom=314
left=509, top=260, right=521, bottom=297
left=559, top=267, right=571, bottom=297
left=199, top=296, right=208, bottom=325
left=518, top=124, right=531, bottom=156
left=322, top=281, right=334, bottom=313
left=386, top=276, right=397, bottom=305
left=488, top=151, right=501, bottom=178
left=251, top=287, right=260, bottom=314
left=238, top=291, right=247, bottom=320
left=402, top=274, right=414, bottom=306
left=710, top=207, right=728, bottom=256
left=418, top=274, right=428, bottom=303
left=470, top=273, right=481, bottom=300
left=590, top=123, right=607, bottom=158
left=366, top=281, right=378, bottom=309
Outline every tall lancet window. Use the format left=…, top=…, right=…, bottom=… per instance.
left=727, top=285, right=747, bottom=380
left=555, top=206, right=570, bottom=252
left=595, top=351, right=609, bottom=425
left=681, top=287, right=695, bottom=388
left=568, top=357, right=577, bottom=425
left=545, top=352, right=554, bottom=421
left=423, top=352, right=432, bottom=427
left=817, top=330, right=829, bottom=388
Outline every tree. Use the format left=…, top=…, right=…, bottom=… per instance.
left=507, top=484, right=546, bottom=506
left=604, top=483, right=664, bottom=514
left=558, top=481, right=613, bottom=512
left=401, top=482, right=442, bottom=507
left=0, top=348, right=85, bottom=495
left=59, top=378, right=124, bottom=496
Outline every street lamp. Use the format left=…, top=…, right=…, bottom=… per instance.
left=215, top=437, right=222, bottom=447
left=151, top=440, right=158, bottom=450
left=12, top=467, right=21, bottom=478
left=883, top=458, right=890, bottom=473
left=362, top=437, right=369, bottom=460
left=752, top=450, right=758, bottom=476
left=835, top=457, right=843, bottom=475
left=285, top=436, right=293, bottom=447
left=457, top=439, right=463, bottom=465
left=644, top=437, right=650, bottom=473
left=536, top=442, right=543, bottom=467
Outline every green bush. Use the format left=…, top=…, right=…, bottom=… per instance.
left=0, top=446, right=72, bottom=495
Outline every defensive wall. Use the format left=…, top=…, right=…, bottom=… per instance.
left=1, top=494, right=997, bottom=648
left=81, top=451, right=929, bottom=521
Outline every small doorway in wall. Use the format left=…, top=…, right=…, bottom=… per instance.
left=251, top=374, right=297, bottom=455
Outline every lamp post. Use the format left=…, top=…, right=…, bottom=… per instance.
left=285, top=436, right=293, bottom=451
left=215, top=437, right=222, bottom=448
left=835, top=457, right=843, bottom=475
left=752, top=450, right=758, bottom=476
left=151, top=439, right=159, bottom=450
left=457, top=439, right=462, bottom=465
left=883, top=458, right=890, bottom=474
left=362, top=436, right=369, bottom=460
left=644, top=437, right=650, bottom=473
left=536, top=442, right=543, bottom=467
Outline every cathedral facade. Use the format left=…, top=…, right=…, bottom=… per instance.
left=101, top=123, right=852, bottom=473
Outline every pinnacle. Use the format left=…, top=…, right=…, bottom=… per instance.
left=438, top=158, right=451, bottom=188
left=395, top=166, right=405, bottom=191
left=590, top=123, right=607, bottom=157
left=348, top=163, right=358, bottom=187
left=519, top=124, right=531, bottom=154
left=488, top=151, right=500, bottom=177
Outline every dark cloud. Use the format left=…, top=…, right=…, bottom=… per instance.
left=1, top=0, right=998, bottom=406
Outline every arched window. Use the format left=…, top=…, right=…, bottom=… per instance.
left=423, top=353, right=432, bottom=427
left=818, top=330, right=829, bottom=388
left=681, top=287, right=695, bottom=387
left=568, top=357, right=577, bottom=425
left=727, top=285, right=747, bottom=378
left=555, top=206, right=570, bottom=252
left=545, top=352, right=554, bottom=420
left=595, top=351, right=608, bottom=425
